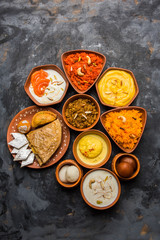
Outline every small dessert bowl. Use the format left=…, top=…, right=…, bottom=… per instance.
left=55, top=159, right=83, bottom=188
left=61, top=49, right=106, bottom=94
left=73, top=129, right=112, bottom=169
left=62, top=94, right=100, bottom=131
left=80, top=168, right=121, bottom=210
left=96, top=67, right=139, bottom=108
left=111, top=153, right=140, bottom=181
left=24, top=64, right=69, bottom=106
left=100, top=106, right=147, bottom=153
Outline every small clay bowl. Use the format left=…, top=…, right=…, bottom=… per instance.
left=80, top=168, right=121, bottom=210
left=24, top=64, right=69, bottom=106
left=73, top=129, right=112, bottom=168
left=95, top=67, right=139, bottom=108
left=55, top=159, right=83, bottom=188
left=62, top=94, right=100, bottom=131
left=111, top=153, right=140, bottom=181
left=61, top=49, right=106, bottom=94
left=100, top=106, right=147, bottom=153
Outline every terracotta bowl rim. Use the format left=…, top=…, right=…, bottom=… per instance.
left=55, top=159, right=83, bottom=188
left=95, top=67, right=139, bottom=108
left=62, top=93, right=101, bottom=131
left=61, top=49, right=106, bottom=94
left=24, top=64, right=69, bottom=106
left=111, top=153, right=140, bottom=181
left=73, top=129, right=112, bottom=169
left=100, top=106, right=147, bottom=153
left=80, top=168, right=121, bottom=210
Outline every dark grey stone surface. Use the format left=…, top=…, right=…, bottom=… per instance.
left=0, top=0, right=160, bottom=239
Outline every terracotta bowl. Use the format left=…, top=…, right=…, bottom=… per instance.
left=95, top=67, right=139, bottom=108
left=73, top=129, right=112, bottom=169
left=100, top=106, right=147, bottom=153
left=62, top=94, right=100, bottom=131
left=80, top=168, right=121, bottom=210
left=111, top=153, right=140, bottom=181
left=55, top=159, right=83, bottom=188
left=24, top=64, right=69, bottom=106
left=61, top=49, right=106, bottom=94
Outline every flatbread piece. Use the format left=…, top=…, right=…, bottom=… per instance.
left=27, top=119, right=62, bottom=166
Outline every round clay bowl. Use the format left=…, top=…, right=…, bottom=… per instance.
left=62, top=94, right=100, bottom=131
left=73, top=129, right=112, bottom=168
left=111, top=153, right=140, bottom=181
left=55, top=159, right=83, bottom=188
left=95, top=67, right=139, bottom=108
left=80, top=168, right=121, bottom=210
left=24, top=64, right=69, bottom=106
left=100, top=106, right=147, bottom=153
left=61, top=49, right=106, bottom=94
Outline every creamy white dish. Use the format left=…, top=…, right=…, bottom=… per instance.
left=83, top=170, right=119, bottom=207
left=29, top=69, right=66, bottom=104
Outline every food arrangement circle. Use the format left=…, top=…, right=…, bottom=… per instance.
left=7, top=49, right=147, bottom=210
left=7, top=105, right=70, bottom=169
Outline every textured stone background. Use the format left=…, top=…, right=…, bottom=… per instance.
left=0, top=0, right=160, bottom=239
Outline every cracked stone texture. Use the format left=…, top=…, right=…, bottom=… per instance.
left=0, top=0, right=160, bottom=239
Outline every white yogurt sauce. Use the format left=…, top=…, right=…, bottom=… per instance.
left=29, top=69, right=66, bottom=104
left=83, top=170, right=119, bottom=208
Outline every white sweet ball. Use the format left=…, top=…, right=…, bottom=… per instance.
left=66, top=165, right=80, bottom=183
left=59, top=165, right=69, bottom=183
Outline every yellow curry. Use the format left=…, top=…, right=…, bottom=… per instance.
left=98, top=70, right=136, bottom=107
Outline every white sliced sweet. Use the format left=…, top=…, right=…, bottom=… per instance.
left=8, top=133, right=28, bottom=149
left=66, top=165, right=79, bottom=183
left=14, top=144, right=31, bottom=161
left=11, top=148, right=19, bottom=154
left=59, top=165, right=70, bottom=183
left=21, top=153, right=35, bottom=168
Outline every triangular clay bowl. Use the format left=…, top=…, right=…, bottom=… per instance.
left=61, top=49, right=106, bottom=94
left=100, top=106, right=147, bottom=153
left=96, top=67, right=139, bottom=108
left=24, top=64, right=69, bottom=106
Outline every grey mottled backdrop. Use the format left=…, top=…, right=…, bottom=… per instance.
left=0, top=0, right=160, bottom=239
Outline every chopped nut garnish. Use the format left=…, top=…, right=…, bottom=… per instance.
left=57, top=81, right=64, bottom=85
left=85, top=111, right=92, bottom=114
left=86, top=55, right=91, bottom=65
left=89, top=179, right=95, bottom=189
left=82, top=114, right=87, bottom=119
left=118, top=116, right=126, bottom=123
left=130, top=134, right=136, bottom=139
left=97, top=200, right=103, bottom=204
left=77, top=67, right=84, bottom=76
left=100, top=181, right=105, bottom=190
left=74, top=113, right=78, bottom=119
